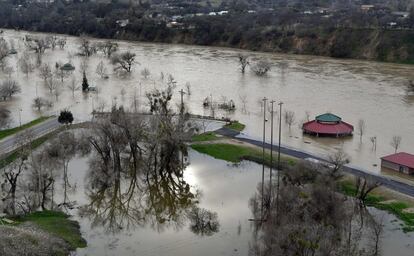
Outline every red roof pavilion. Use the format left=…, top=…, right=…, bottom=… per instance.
left=302, top=113, right=353, bottom=137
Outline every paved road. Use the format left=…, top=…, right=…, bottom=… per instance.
left=0, top=117, right=61, bottom=156
left=215, top=127, right=414, bottom=197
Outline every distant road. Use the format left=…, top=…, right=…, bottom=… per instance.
left=215, top=127, right=414, bottom=198
left=0, top=118, right=61, bottom=156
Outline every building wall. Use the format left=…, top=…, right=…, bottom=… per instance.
left=381, top=160, right=413, bottom=175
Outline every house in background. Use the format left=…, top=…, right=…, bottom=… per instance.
left=381, top=152, right=414, bottom=175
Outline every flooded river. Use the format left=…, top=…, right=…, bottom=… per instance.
left=0, top=29, right=413, bottom=174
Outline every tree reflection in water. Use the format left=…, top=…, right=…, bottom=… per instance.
left=78, top=86, right=219, bottom=236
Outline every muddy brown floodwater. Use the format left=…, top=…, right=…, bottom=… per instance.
left=0, top=29, right=413, bottom=175
left=53, top=151, right=413, bottom=256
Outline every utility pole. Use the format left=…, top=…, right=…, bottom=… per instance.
left=276, top=101, right=283, bottom=223
left=178, top=88, right=186, bottom=170
left=261, top=97, right=267, bottom=221
left=269, top=100, right=275, bottom=207
left=18, top=108, right=22, bottom=127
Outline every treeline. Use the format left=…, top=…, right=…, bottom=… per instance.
left=0, top=0, right=413, bottom=63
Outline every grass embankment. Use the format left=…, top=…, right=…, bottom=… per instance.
left=0, top=116, right=50, bottom=140
left=224, top=121, right=245, bottom=132
left=191, top=143, right=296, bottom=167
left=340, top=180, right=414, bottom=233
left=11, top=210, right=87, bottom=249
left=191, top=132, right=219, bottom=142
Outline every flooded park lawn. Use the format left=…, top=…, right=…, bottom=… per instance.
left=0, top=29, right=413, bottom=175
left=49, top=150, right=413, bottom=256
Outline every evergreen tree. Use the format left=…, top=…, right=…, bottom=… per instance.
left=58, top=110, right=74, bottom=125
left=82, top=71, right=89, bottom=92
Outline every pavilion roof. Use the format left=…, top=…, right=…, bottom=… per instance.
left=315, top=113, right=341, bottom=123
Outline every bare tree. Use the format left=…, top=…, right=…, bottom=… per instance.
left=390, top=135, right=402, bottom=153
left=368, top=214, right=384, bottom=256
left=45, top=132, right=78, bottom=205
left=67, top=77, right=79, bottom=97
left=53, top=84, right=63, bottom=101
left=46, top=35, right=58, bottom=50
left=111, top=51, right=137, bottom=73
left=357, top=119, right=366, bottom=142
left=141, top=68, right=151, bottom=79
left=45, top=77, right=58, bottom=95
left=79, top=57, right=89, bottom=74
left=238, top=54, right=249, bottom=73
left=78, top=35, right=97, bottom=57
left=0, top=106, right=10, bottom=128
left=25, top=36, right=49, bottom=65
left=32, top=97, right=52, bottom=112
left=1, top=152, right=27, bottom=215
left=98, top=41, right=118, bottom=57
left=4, top=66, right=14, bottom=78
left=57, top=38, right=67, bottom=49
left=0, top=80, right=21, bottom=101
left=236, top=95, right=246, bottom=114
left=284, top=110, right=295, bottom=129
left=96, top=60, right=108, bottom=79
left=19, top=52, right=35, bottom=76
left=355, top=176, right=381, bottom=204
left=28, top=151, right=56, bottom=210
left=55, top=66, right=68, bottom=83
left=0, top=38, right=9, bottom=71
left=328, top=148, right=350, bottom=179
left=370, top=136, right=377, bottom=151
left=251, top=60, right=271, bottom=76
left=249, top=156, right=378, bottom=256
left=38, top=63, right=53, bottom=83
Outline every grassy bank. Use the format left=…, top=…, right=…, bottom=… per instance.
left=0, top=116, right=51, bottom=140
left=224, top=121, right=245, bottom=132
left=340, top=180, right=414, bottom=232
left=191, top=143, right=296, bottom=167
left=191, top=132, right=220, bottom=142
left=11, top=210, right=86, bottom=249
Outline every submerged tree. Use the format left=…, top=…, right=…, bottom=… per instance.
left=0, top=38, right=9, bottom=71
left=78, top=87, right=200, bottom=232
left=249, top=159, right=383, bottom=256
left=238, top=54, right=249, bottom=73
left=358, top=119, right=366, bottom=142
left=0, top=106, right=10, bottom=128
left=251, top=60, right=271, bottom=76
left=390, top=135, right=402, bottom=153
left=111, top=51, right=137, bottom=73
left=0, top=80, right=21, bottom=101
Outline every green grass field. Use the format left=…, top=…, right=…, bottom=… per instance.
left=191, top=132, right=219, bottom=142
left=191, top=143, right=296, bottom=167
left=224, top=121, right=246, bottom=132
left=13, top=211, right=87, bottom=249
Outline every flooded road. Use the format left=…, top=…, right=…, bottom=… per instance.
left=0, top=29, right=413, bottom=174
